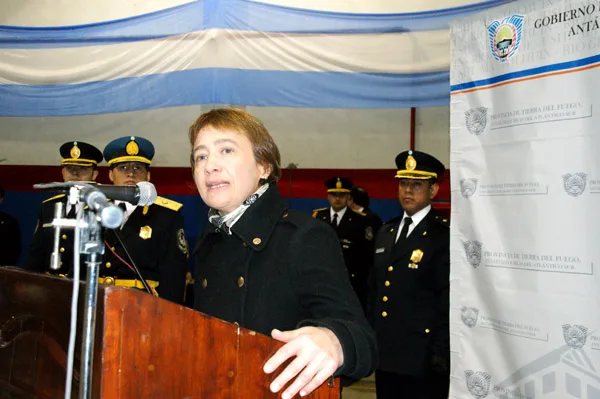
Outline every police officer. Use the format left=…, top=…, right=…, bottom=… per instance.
left=349, top=186, right=383, bottom=234
left=24, top=141, right=103, bottom=274
left=312, top=177, right=373, bottom=309
left=367, top=150, right=450, bottom=399
left=100, top=136, right=188, bottom=304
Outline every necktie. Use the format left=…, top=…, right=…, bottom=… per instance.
left=331, top=213, right=338, bottom=227
left=397, top=217, right=413, bottom=243
left=118, top=203, right=128, bottom=227
left=66, top=205, right=76, bottom=219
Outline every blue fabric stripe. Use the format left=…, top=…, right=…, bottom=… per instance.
left=0, top=0, right=517, bottom=48
left=0, top=69, right=450, bottom=116
left=450, top=53, right=600, bottom=92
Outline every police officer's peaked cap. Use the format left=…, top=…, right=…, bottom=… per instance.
left=325, top=177, right=353, bottom=193
left=103, top=136, right=155, bottom=166
left=60, top=141, right=103, bottom=167
left=395, top=150, right=445, bottom=180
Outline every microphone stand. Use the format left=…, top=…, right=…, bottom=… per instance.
left=46, top=185, right=122, bottom=399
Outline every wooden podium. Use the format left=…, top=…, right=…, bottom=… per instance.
left=0, top=267, right=340, bottom=398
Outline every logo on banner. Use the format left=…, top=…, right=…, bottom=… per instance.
left=463, top=240, right=483, bottom=268
left=465, top=370, right=492, bottom=398
left=562, top=324, right=588, bottom=349
left=461, top=307, right=480, bottom=328
left=488, top=15, right=524, bottom=62
left=460, top=178, right=479, bottom=198
left=465, top=107, right=488, bottom=135
left=562, top=172, right=587, bottom=197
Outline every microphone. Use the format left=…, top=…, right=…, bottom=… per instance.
left=33, top=181, right=157, bottom=206
left=83, top=182, right=157, bottom=206
left=84, top=190, right=124, bottom=229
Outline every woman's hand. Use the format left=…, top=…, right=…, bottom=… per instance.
left=263, top=326, right=344, bottom=398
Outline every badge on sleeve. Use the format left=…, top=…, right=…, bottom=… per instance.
left=365, top=226, right=374, bottom=241
left=177, top=228, right=188, bottom=254
left=139, top=225, right=152, bottom=240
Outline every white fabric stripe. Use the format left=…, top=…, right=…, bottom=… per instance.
left=0, top=105, right=413, bottom=168
left=0, top=29, right=450, bottom=85
left=0, top=0, right=485, bottom=27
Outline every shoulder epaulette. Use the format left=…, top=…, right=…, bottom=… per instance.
left=351, top=209, right=367, bottom=217
left=154, top=196, right=183, bottom=212
left=434, top=215, right=450, bottom=227
left=42, top=194, right=66, bottom=203
left=311, top=207, right=328, bottom=218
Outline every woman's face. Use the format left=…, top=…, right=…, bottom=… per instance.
left=192, top=126, right=268, bottom=214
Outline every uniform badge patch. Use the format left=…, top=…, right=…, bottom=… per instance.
left=410, top=249, right=424, bottom=263
left=365, top=226, right=373, bottom=241
left=177, top=228, right=188, bottom=254
left=139, top=225, right=152, bottom=239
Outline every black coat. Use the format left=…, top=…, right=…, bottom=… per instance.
left=193, top=185, right=377, bottom=379
left=0, top=210, right=21, bottom=265
left=24, top=194, right=74, bottom=275
left=363, top=208, right=383, bottom=235
left=367, top=210, right=449, bottom=376
left=312, top=207, right=374, bottom=307
left=101, top=200, right=189, bottom=304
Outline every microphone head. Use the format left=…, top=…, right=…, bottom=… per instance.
left=100, top=205, right=124, bottom=229
left=136, top=182, right=158, bottom=206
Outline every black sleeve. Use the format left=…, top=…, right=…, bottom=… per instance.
left=290, top=220, right=378, bottom=379
left=157, top=210, right=188, bottom=304
left=23, top=205, right=47, bottom=272
left=430, top=228, right=450, bottom=362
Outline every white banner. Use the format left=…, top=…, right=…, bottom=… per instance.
left=449, top=0, right=600, bottom=398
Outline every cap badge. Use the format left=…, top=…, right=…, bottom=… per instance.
left=336, top=180, right=342, bottom=189
left=406, top=155, right=417, bottom=171
left=126, top=140, right=139, bottom=156
left=70, top=144, right=81, bottom=159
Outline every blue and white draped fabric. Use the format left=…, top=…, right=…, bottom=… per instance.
left=208, top=183, right=269, bottom=234
left=0, top=0, right=516, bottom=166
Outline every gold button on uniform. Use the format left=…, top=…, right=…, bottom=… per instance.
left=425, top=329, right=430, bottom=334
left=237, top=277, right=245, bottom=287
left=382, top=311, right=388, bottom=317
left=202, top=278, right=208, bottom=289
left=105, top=262, right=112, bottom=268
left=252, top=238, right=261, bottom=245
left=62, top=234, right=67, bottom=240
left=384, top=280, right=390, bottom=287
left=387, top=266, right=394, bottom=272
left=382, top=296, right=388, bottom=302
left=59, top=247, right=65, bottom=253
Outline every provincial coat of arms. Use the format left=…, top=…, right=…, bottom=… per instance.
left=463, top=240, right=482, bottom=268
left=460, top=178, right=478, bottom=198
left=465, top=107, right=488, bottom=135
left=487, top=15, right=524, bottom=62
left=461, top=307, right=480, bottom=328
left=562, top=173, right=587, bottom=197
left=562, top=324, right=588, bottom=349
left=465, top=370, right=492, bottom=398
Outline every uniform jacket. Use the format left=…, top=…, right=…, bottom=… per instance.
left=101, top=198, right=188, bottom=304
left=0, top=210, right=21, bottom=265
left=24, top=194, right=74, bottom=275
left=24, top=194, right=188, bottom=304
left=193, top=185, right=378, bottom=379
left=367, top=209, right=449, bottom=376
left=312, top=207, right=374, bottom=305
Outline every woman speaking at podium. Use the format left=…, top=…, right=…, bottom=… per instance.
left=188, top=108, right=377, bottom=399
